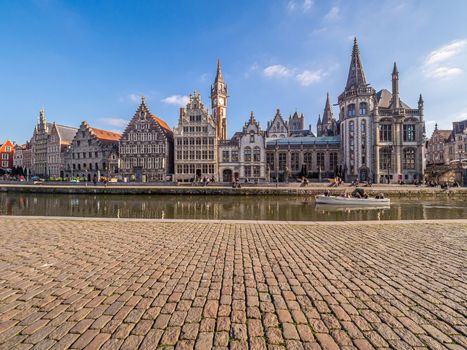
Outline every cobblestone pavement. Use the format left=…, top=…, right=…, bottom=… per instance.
left=0, top=218, right=466, bottom=349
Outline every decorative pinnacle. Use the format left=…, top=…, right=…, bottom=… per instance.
left=392, top=62, right=399, bottom=76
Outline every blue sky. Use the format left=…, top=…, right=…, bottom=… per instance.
left=1, top=0, right=467, bottom=143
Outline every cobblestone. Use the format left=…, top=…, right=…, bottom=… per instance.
left=0, top=217, right=465, bottom=349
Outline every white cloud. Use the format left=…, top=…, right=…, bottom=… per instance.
left=99, top=118, right=128, bottom=128
left=303, top=0, right=314, bottom=11
left=425, top=40, right=467, bottom=66
left=425, top=67, right=463, bottom=79
left=162, top=95, right=189, bottom=107
left=263, top=64, right=293, bottom=78
left=287, top=0, right=313, bottom=13
left=296, top=69, right=325, bottom=86
left=423, top=39, right=467, bottom=79
left=324, top=6, right=340, bottom=20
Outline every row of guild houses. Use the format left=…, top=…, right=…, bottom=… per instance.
left=16, top=38, right=426, bottom=184
left=425, top=119, right=467, bottom=185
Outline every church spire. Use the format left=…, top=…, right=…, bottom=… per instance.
left=214, top=58, right=224, bottom=84
left=322, top=92, right=333, bottom=124
left=345, top=37, right=367, bottom=91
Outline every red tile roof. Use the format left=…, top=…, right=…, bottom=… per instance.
left=89, top=127, right=122, bottom=142
left=150, top=115, right=171, bottom=132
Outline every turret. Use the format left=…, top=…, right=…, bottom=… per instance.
left=418, top=94, right=424, bottom=117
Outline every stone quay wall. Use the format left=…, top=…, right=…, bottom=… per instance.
left=1, top=183, right=467, bottom=199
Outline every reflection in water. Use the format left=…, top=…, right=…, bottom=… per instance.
left=0, top=192, right=466, bottom=221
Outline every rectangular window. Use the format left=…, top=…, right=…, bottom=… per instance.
left=231, top=151, right=239, bottom=162
left=291, top=152, right=299, bottom=171
left=278, top=153, right=286, bottom=171
left=222, top=150, right=230, bottom=162
left=403, top=125, right=416, bottom=142
left=316, top=152, right=324, bottom=170
left=380, top=124, right=392, bottom=142
left=266, top=152, right=275, bottom=170
left=245, top=166, right=251, bottom=177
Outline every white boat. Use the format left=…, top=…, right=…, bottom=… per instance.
left=315, top=195, right=390, bottom=206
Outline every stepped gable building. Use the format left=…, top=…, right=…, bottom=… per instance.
left=317, top=93, right=338, bottom=137
left=426, top=124, right=452, bottom=165
left=219, top=112, right=267, bottom=182
left=65, top=122, right=120, bottom=181
left=31, top=109, right=77, bottom=177
left=0, top=140, right=15, bottom=171
left=119, top=97, right=174, bottom=182
left=211, top=59, right=228, bottom=141
left=266, top=109, right=289, bottom=138
left=174, top=92, right=218, bottom=181
left=338, top=38, right=425, bottom=183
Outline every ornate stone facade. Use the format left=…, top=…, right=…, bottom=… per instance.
left=31, top=110, right=77, bottom=178
left=338, top=38, right=425, bottom=183
left=120, top=98, right=174, bottom=182
left=218, top=112, right=267, bottom=182
left=174, top=93, right=218, bottom=182
left=65, top=122, right=120, bottom=180
left=266, top=136, right=340, bottom=181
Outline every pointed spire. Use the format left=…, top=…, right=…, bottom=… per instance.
left=322, top=92, right=333, bottom=124
left=249, top=111, right=255, bottom=123
left=391, top=62, right=400, bottom=108
left=345, top=37, right=367, bottom=91
left=215, top=58, right=224, bottom=84
left=434, top=123, right=438, bottom=131
left=418, top=94, right=424, bottom=105
left=317, top=114, right=321, bottom=124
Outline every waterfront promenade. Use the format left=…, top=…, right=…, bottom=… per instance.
left=0, top=217, right=466, bottom=349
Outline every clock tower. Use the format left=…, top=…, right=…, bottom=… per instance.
left=211, top=59, right=228, bottom=140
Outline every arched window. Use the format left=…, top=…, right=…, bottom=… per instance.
left=253, top=147, right=261, bottom=162
left=244, top=147, right=252, bottom=162
left=359, top=102, right=367, bottom=115
left=347, top=104, right=355, bottom=117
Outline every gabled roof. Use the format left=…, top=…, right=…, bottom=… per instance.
left=88, top=126, right=121, bottom=142
left=55, top=124, right=78, bottom=144
left=376, top=89, right=411, bottom=109
left=150, top=115, right=171, bottom=133
left=436, top=130, right=452, bottom=141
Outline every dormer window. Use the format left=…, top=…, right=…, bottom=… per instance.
left=140, top=111, right=145, bottom=120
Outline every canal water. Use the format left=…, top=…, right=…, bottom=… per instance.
left=0, top=193, right=466, bottom=221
